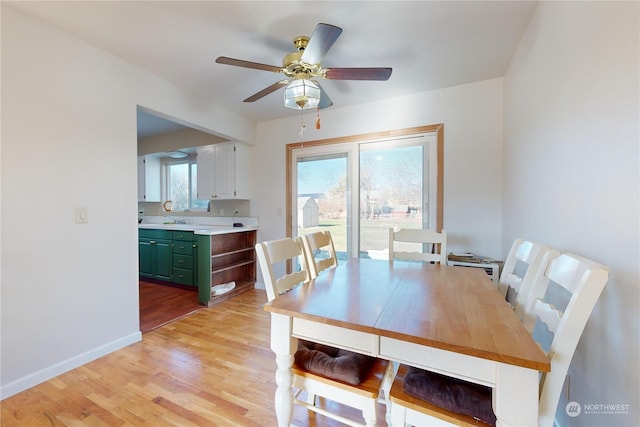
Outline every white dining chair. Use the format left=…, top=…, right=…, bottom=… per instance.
left=300, top=230, right=338, bottom=279
left=389, top=228, right=447, bottom=264
left=389, top=251, right=609, bottom=427
left=256, top=237, right=389, bottom=427
left=255, top=237, right=310, bottom=301
left=500, top=238, right=560, bottom=320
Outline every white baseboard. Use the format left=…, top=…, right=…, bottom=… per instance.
left=0, top=331, right=142, bottom=400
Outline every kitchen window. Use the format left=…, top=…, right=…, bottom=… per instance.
left=164, top=157, right=208, bottom=211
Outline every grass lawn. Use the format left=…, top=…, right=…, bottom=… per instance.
left=299, top=216, right=422, bottom=258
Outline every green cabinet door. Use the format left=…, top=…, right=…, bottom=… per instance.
left=138, top=239, right=154, bottom=278
left=138, top=231, right=172, bottom=281
left=154, top=239, right=172, bottom=281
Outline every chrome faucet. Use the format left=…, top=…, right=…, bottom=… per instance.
left=163, top=215, right=186, bottom=224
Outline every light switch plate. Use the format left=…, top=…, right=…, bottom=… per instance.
left=75, top=207, right=88, bottom=224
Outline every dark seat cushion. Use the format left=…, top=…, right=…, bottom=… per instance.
left=294, top=340, right=375, bottom=385
left=403, top=366, right=496, bottom=426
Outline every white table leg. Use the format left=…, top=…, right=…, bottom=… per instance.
left=493, top=363, right=540, bottom=427
left=271, top=313, right=295, bottom=426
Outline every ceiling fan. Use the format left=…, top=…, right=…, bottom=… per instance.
left=215, top=23, right=392, bottom=110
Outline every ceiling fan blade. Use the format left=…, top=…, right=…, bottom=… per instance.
left=215, top=56, right=282, bottom=73
left=243, top=80, right=289, bottom=103
left=301, top=23, right=343, bottom=65
left=317, top=83, right=333, bottom=109
left=325, top=67, right=393, bottom=81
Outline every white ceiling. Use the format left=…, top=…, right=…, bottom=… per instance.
left=9, top=1, right=538, bottom=135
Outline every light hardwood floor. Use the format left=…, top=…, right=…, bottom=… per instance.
left=1, top=289, right=388, bottom=426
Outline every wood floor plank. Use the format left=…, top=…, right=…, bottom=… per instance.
left=1, top=289, right=388, bottom=426
left=139, top=280, right=202, bottom=333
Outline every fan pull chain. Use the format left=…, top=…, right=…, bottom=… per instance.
left=315, top=107, right=321, bottom=129
left=299, top=110, right=306, bottom=147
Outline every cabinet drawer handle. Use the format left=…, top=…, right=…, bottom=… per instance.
left=178, top=260, right=185, bottom=264
left=150, top=240, right=156, bottom=244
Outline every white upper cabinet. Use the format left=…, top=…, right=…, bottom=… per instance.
left=196, top=147, right=216, bottom=200
left=197, top=142, right=250, bottom=200
left=213, top=143, right=236, bottom=199
left=137, top=155, right=161, bottom=202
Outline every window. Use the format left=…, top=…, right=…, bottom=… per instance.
left=164, top=157, right=208, bottom=211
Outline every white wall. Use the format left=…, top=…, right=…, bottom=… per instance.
left=503, top=2, right=639, bottom=425
left=0, top=5, right=254, bottom=398
left=253, top=78, right=505, bottom=272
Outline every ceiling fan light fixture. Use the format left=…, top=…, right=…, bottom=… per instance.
left=284, top=79, right=320, bottom=110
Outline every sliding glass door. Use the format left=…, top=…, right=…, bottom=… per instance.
left=290, top=131, right=438, bottom=259
left=295, top=150, right=351, bottom=260
left=359, top=142, right=425, bottom=259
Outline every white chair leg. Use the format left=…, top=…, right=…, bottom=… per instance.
left=381, top=361, right=398, bottom=424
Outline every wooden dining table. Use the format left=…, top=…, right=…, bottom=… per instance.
left=264, top=258, right=550, bottom=427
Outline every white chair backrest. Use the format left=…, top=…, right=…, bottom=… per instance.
left=389, top=228, right=447, bottom=264
left=255, top=237, right=311, bottom=302
left=500, top=238, right=560, bottom=319
left=523, top=252, right=609, bottom=427
left=301, top=231, right=338, bottom=279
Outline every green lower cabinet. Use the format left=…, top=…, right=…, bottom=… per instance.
left=172, top=231, right=197, bottom=287
left=138, top=239, right=154, bottom=278
left=173, top=267, right=194, bottom=285
left=138, top=237, right=172, bottom=281
left=173, top=253, right=194, bottom=269
left=139, top=229, right=198, bottom=287
left=154, top=239, right=172, bottom=280
left=172, top=253, right=195, bottom=286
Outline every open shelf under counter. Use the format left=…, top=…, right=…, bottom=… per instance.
left=196, top=229, right=257, bottom=306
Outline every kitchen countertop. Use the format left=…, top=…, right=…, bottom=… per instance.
left=138, top=223, right=258, bottom=236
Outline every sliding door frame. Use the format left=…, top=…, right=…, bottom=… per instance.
left=285, top=124, right=444, bottom=242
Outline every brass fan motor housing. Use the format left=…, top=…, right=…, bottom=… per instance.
left=282, top=50, right=303, bottom=68
left=282, top=35, right=325, bottom=80
left=293, top=36, right=309, bottom=51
